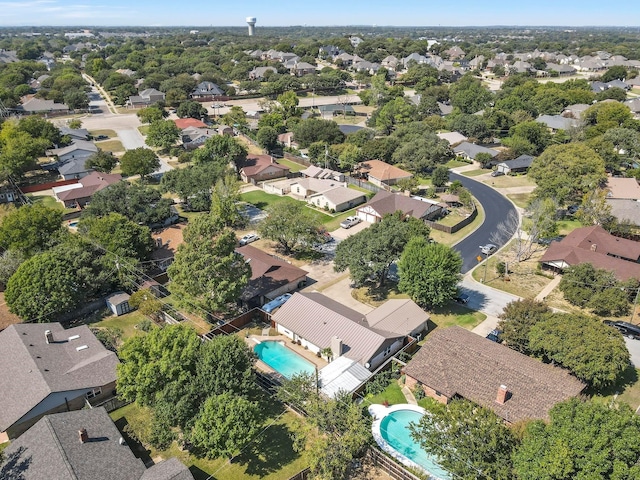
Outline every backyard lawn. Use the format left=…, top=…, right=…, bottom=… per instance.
left=593, top=366, right=640, bottom=411
left=430, top=200, right=485, bottom=246
left=93, top=310, right=153, bottom=341
left=362, top=380, right=407, bottom=408
left=274, top=158, right=306, bottom=173
left=27, top=193, right=63, bottom=210
left=110, top=391, right=311, bottom=480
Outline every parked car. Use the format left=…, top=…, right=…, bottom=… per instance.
left=491, top=170, right=505, bottom=177
left=567, top=205, right=580, bottom=215
left=486, top=329, right=502, bottom=342
left=262, top=293, right=292, bottom=313
left=340, top=216, right=361, bottom=229
left=94, top=134, right=109, bottom=141
left=454, top=293, right=470, bottom=304
left=603, top=320, right=640, bottom=340
left=480, top=244, right=498, bottom=255
left=239, top=233, right=259, bottom=246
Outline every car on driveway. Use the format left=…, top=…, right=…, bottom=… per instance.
left=94, top=134, right=109, bottom=141
left=480, top=244, right=498, bottom=255
left=262, top=293, right=292, bottom=313
left=604, top=320, right=640, bottom=340
left=340, top=216, right=361, bottom=229
left=239, top=233, right=259, bottom=246
left=490, top=170, right=504, bottom=177
left=486, top=329, right=502, bottom=342
left=454, top=293, right=470, bottom=304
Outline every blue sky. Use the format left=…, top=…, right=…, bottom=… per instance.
left=1, top=0, right=639, bottom=27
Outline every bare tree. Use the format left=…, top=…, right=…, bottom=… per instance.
left=491, top=198, right=558, bottom=262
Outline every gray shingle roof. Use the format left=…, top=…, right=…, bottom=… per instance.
left=453, top=141, right=498, bottom=159
left=0, top=323, right=119, bottom=432
left=498, top=154, right=535, bottom=170
left=535, top=115, right=578, bottom=131
left=365, top=299, right=429, bottom=336
left=1, top=408, right=194, bottom=480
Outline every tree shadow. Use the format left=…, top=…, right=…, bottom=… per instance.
left=0, top=446, right=33, bottom=480
left=189, top=465, right=215, bottom=480
left=231, top=423, right=300, bottom=477
left=589, top=364, right=639, bottom=398
left=112, top=417, right=153, bottom=466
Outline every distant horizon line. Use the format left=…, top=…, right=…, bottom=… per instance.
left=1, top=24, right=639, bottom=29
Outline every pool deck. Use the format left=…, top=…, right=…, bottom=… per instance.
left=247, top=334, right=329, bottom=374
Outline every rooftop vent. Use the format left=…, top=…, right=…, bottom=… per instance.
left=68, top=335, right=80, bottom=341
left=76, top=345, right=88, bottom=351
left=45, top=330, right=54, bottom=344
left=79, top=428, right=88, bottom=443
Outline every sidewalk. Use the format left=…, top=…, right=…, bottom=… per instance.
left=534, top=275, right=561, bottom=301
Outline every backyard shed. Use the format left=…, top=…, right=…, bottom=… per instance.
left=105, top=292, right=132, bottom=316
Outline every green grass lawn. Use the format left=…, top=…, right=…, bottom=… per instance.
left=96, top=139, right=125, bottom=153
left=461, top=169, right=487, bottom=177
left=484, top=173, right=536, bottom=189
left=110, top=391, right=311, bottom=480
left=90, top=129, right=117, bottom=138
left=506, top=193, right=531, bottom=209
left=27, top=193, right=63, bottom=210
left=274, top=158, right=306, bottom=173
left=557, top=218, right=582, bottom=236
left=445, top=159, right=472, bottom=168
left=362, top=381, right=407, bottom=408
left=430, top=200, right=485, bottom=247
left=138, top=125, right=150, bottom=135
left=593, top=366, right=640, bottom=411
left=429, top=304, right=487, bottom=330
left=93, top=310, right=152, bottom=341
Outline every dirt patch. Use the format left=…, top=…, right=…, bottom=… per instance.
left=0, top=292, right=21, bottom=330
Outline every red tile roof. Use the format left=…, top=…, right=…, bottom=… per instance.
left=173, top=118, right=208, bottom=129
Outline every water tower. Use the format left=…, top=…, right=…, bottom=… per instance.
left=246, top=17, right=257, bottom=36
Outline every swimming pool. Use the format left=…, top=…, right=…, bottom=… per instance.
left=369, top=404, right=450, bottom=480
left=253, top=340, right=316, bottom=378
left=68, top=221, right=78, bottom=227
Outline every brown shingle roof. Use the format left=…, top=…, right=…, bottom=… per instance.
left=606, top=177, right=640, bottom=200
left=356, top=160, right=412, bottom=182
left=239, top=155, right=290, bottom=177
left=235, top=245, right=308, bottom=300
left=404, top=327, right=585, bottom=423
left=553, top=225, right=640, bottom=262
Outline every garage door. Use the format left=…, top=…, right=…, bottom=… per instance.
left=357, top=211, right=377, bottom=223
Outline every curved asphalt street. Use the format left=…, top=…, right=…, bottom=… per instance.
left=450, top=171, right=518, bottom=274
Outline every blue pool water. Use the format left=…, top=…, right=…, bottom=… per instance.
left=380, top=409, right=450, bottom=480
left=253, top=341, right=315, bottom=378
left=69, top=221, right=78, bottom=227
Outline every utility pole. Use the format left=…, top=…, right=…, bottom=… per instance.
left=324, top=145, right=329, bottom=169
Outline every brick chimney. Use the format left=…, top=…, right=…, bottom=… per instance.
left=496, top=385, right=510, bottom=405
left=79, top=428, right=88, bottom=443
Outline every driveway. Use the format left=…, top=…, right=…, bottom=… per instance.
left=625, top=337, right=640, bottom=367
left=117, top=128, right=145, bottom=150
left=450, top=171, right=518, bottom=273
left=330, top=221, right=370, bottom=240
left=459, top=275, right=521, bottom=317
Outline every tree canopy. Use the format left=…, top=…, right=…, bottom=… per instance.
left=120, top=147, right=160, bottom=180
left=497, top=299, right=550, bottom=355
left=398, top=238, right=462, bottom=308
left=292, top=118, right=345, bottom=148
left=258, top=201, right=323, bottom=254
left=0, top=203, right=63, bottom=257
left=334, top=212, right=430, bottom=287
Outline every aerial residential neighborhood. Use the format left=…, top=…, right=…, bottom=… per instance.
left=1, top=9, right=640, bottom=480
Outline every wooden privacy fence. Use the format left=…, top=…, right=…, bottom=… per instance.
left=426, top=202, right=477, bottom=234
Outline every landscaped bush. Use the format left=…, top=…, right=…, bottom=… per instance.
left=366, top=370, right=391, bottom=396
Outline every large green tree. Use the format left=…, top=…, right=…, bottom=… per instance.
left=292, top=118, right=345, bottom=148
left=116, top=324, right=202, bottom=405
left=176, top=100, right=207, bottom=119
left=161, top=162, right=226, bottom=211
left=390, top=133, right=453, bottom=173
left=168, top=216, right=250, bottom=313
left=497, top=299, right=550, bottom=354
left=334, top=212, right=430, bottom=287
left=189, top=393, right=260, bottom=459
left=410, top=399, right=516, bottom=480
left=84, top=150, right=118, bottom=173
left=0, top=203, right=63, bottom=256
left=83, top=181, right=172, bottom=226
left=258, top=201, right=323, bottom=254
left=513, top=399, right=640, bottom=480
left=398, top=238, right=462, bottom=307
left=145, top=120, right=180, bottom=151
left=449, top=74, right=493, bottom=114
left=529, top=313, right=629, bottom=390
left=120, top=147, right=160, bottom=180
left=77, top=212, right=154, bottom=262
left=528, top=143, right=606, bottom=205
left=5, top=239, right=110, bottom=321
left=192, top=134, right=248, bottom=169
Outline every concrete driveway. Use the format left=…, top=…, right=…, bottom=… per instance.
left=459, top=274, right=521, bottom=318
left=625, top=337, right=640, bottom=367
left=330, top=221, right=370, bottom=240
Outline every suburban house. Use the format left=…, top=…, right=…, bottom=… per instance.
left=249, top=66, right=277, bottom=80
left=562, top=103, right=591, bottom=119
left=453, top=142, right=499, bottom=162
left=355, top=160, right=412, bottom=187
left=128, top=88, right=165, bottom=108
left=0, top=407, right=194, bottom=480
left=539, top=225, right=640, bottom=281
left=607, top=199, right=640, bottom=227
left=300, top=165, right=344, bottom=181
left=535, top=114, right=579, bottom=131
left=271, top=292, right=429, bottom=371
left=307, top=186, right=367, bottom=212
left=151, top=223, right=187, bottom=272
left=495, top=155, right=535, bottom=175
left=18, top=96, right=69, bottom=114
left=60, top=126, right=90, bottom=141
left=180, top=126, right=214, bottom=149
left=290, top=62, right=316, bottom=76
left=606, top=177, right=640, bottom=200
left=436, top=131, right=468, bottom=146
left=356, top=190, right=445, bottom=224
left=0, top=323, right=120, bottom=441
left=174, top=118, right=208, bottom=129
left=48, top=140, right=99, bottom=180
left=105, top=291, right=132, bottom=316
left=235, top=245, right=308, bottom=308
left=53, top=171, right=121, bottom=208
left=290, top=178, right=346, bottom=198
left=277, top=132, right=296, bottom=148
left=403, top=327, right=585, bottom=424
left=239, top=155, right=290, bottom=184
left=191, top=81, right=224, bottom=100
